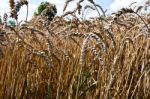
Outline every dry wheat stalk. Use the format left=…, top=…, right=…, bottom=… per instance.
left=113, top=8, right=149, bottom=34
left=9, top=0, right=15, bottom=10
left=135, top=6, right=143, bottom=13
left=62, top=0, right=84, bottom=17
left=87, top=0, right=106, bottom=17
left=84, top=5, right=95, bottom=11
left=105, top=29, right=116, bottom=48
left=129, top=1, right=137, bottom=7
left=63, top=0, right=75, bottom=12
left=80, top=34, right=90, bottom=65
left=91, top=32, right=108, bottom=53
left=3, top=13, right=8, bottom=30
left=80, top=32, right=107, bottom=65
left=10, top=0, right=28, bottom=20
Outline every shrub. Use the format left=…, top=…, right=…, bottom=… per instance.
left=7, top=18, right=16, bottom=27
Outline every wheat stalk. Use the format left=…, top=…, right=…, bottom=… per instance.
left=63, top=0, right=75, bottom=12
left=9, top=0, right=15, bottom=10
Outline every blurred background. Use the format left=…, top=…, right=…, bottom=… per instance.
left=0, top=0, right=148, bottom=21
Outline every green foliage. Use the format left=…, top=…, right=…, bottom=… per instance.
left=7, top=18, right=16, bottom=27
left=34, top=1, right=57, bottom=21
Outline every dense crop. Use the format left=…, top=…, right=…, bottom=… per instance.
left=0, top=0, right=150, bottom=99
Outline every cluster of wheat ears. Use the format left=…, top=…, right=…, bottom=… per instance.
left=0, top=0, right=150, bottom=98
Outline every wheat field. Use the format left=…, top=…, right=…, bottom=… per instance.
left=0, top=0, right=150, bottom=99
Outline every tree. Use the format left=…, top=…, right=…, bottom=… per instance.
left=34, top=1, right=57, bottom=21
